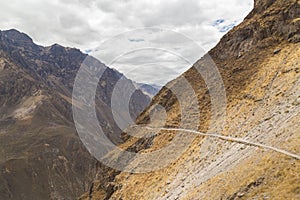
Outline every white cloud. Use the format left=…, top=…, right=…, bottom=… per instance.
left=0, top=0, right=253, bottom=85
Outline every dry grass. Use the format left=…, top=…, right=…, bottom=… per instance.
left=105, top=38, right=300, bottom=200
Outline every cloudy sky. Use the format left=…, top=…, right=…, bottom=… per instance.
left=0, top=0, right=253, bottom=85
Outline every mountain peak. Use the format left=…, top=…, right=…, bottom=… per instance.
left=0, top=28, right=152, bottom=199
left=49, top=43, right=67, bottom=54
left=2, top=29, right=33, bottom=43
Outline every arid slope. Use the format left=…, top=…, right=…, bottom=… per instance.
left=82, top=0, right=300, bottom=199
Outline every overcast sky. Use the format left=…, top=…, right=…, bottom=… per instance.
left=0, top=0, right=253, bottom=85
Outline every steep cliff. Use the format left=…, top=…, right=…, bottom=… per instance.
left=82, top=0, right=300, bottom=199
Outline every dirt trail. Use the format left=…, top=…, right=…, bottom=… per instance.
left=144, top=126, right=300, bottom=160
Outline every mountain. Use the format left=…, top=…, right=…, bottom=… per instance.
left=0, top=29, right=150, bottom=200
left=134, top=82, right=161, bottom=98
left=81, top=0, right=300, bottom=199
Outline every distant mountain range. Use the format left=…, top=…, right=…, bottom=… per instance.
left=133, top=82, right=161, bottom=98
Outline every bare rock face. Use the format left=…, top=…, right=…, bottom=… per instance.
left=80, top=1, right=300, bottom=199
left=0, top=29, right=150, bottom=200
left=253, top=0, right=277, bottom=12
left=214, top=0, right=299, bottom=60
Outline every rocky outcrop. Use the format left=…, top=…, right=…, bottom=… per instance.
left=214, top=0, right=299, bottom=60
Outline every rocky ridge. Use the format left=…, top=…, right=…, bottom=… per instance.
left=0, top=29, right=150, bottom=200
